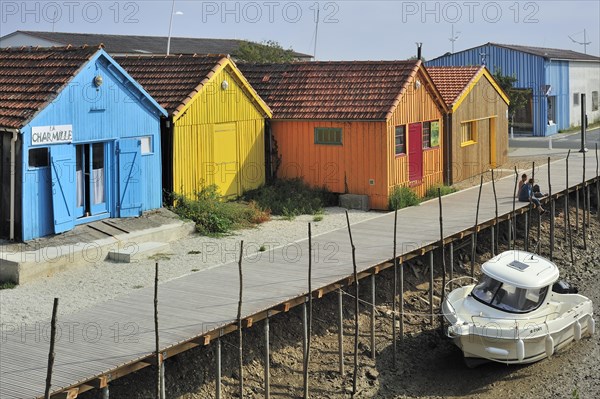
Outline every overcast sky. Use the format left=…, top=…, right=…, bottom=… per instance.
left=1, top=1, right=599, bottom=60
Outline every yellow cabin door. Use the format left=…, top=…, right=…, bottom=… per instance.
left=212, top=123, right=240, bottom=197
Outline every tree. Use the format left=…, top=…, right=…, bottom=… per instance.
left=232, top=40, right=298, bottom=63
left=492, top=68, right=529, bottom=131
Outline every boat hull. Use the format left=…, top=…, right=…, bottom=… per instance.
left=450, top=314, right=594, bottom=365
left=443, top=285, right=595, bottom=366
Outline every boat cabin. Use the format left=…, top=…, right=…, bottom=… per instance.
left=471, top=251, right=560, bottom=314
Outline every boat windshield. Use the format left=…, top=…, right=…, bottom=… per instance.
left=471, top=275, right=549, bottom=313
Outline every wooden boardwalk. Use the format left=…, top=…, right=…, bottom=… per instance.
left=1, top=152, right=598, bottom=398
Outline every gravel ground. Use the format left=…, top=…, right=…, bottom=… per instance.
left=0, top=207, right=381, bottom=325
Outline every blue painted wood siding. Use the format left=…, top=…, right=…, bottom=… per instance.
left=427, top=44, right=566, bottom=136
left=20, top=52, right=164, bottom=240
left=546, top=60, right=570, bottom=131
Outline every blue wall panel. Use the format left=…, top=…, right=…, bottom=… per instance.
left=427, top=44, right=557, bottom=136
left=20, top=50, right=165, bottom=240
left=545, top=61, right=570, bottom=131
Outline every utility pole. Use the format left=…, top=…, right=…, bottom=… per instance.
left=569, top=29, right=591, bottom=54
left=449, top=24, right=460, bottom=54
left=580, top=93, right=588, bottom=153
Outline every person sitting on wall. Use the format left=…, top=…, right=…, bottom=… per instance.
left=519, top=178, right=545, bottom=214
left=517, top=174, right=527, bottom=198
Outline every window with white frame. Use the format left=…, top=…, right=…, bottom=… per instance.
left=140, top=136, right=152, bottom=154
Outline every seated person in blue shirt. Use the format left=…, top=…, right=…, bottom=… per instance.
left=519, top=178, right=545, bottom=214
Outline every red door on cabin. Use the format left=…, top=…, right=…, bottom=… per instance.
left=408, top=122, right=423, bottom=182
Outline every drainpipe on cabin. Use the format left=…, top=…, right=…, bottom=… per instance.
left=9, top=129, right=19, bottom=241
left=444, top=113, right=451, bottom=185
left=265, top=119, right=273, bottom=181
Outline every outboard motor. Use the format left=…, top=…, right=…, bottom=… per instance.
left=552, top=280, right=579, bottom=294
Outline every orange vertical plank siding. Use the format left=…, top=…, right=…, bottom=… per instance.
left=272, top=120, right=389, bottom=209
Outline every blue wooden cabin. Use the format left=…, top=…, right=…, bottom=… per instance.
left=0, top=45, right=166, bottom=241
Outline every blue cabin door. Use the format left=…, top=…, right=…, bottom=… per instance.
left=50, top=144, right=76, bottom=234
left=118, top=139, right=143, bottom=217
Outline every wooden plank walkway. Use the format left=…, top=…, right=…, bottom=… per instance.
left=1, top=153, right=598, bottom=398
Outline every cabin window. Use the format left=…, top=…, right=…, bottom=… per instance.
left=140, top=136, right=152, bottom=154
left=314, top=128, right=342, bottom=145
left=471, top=275, right=549, bottom=314
left=461, top=121, right=477, bottom=146
left=573, top=93, right=580, bottom=106
left=395, top=125, right=406, bottom=155
left=592, top=91, right=599, bottom=111
left=430, top=121, right=440, bottom=147
left=422, top=122, right=431, bottom=149
left=28, top=148, right=49, bottom=168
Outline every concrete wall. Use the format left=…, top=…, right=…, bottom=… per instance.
left=569, top=61, right=600, bottom=127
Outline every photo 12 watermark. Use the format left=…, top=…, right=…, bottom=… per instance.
left=198, top=1, right=340, bottom=24
left=401, top=1, right=540, bottom=24
left=1, top=1, right=140, bottom=24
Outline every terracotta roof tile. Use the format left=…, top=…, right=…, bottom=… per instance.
left=0, top=45, right=100, bottom=128
left=425, top=66, right=482, bottom=106
left=115, top=54, right=229, bottom=114
left=238, top=61, right=420, bottom=120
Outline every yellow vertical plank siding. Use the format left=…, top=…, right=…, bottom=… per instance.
left=386, top=70, right=444, bottom=198
left=172, top=66, right=267, bottom=198
left=451, top=75, right=509, bottom=184
left=271, top=120, right=389, bottom=209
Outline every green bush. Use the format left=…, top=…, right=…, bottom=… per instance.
left=424, top=185, right=458, bottom=200
left=0, top=281, right=16, bottom=290
left=244, top=178, right=338, bottom=217
left=389, top=186, right=420, bottom=210
left=170, top=185, right=270, bottom=236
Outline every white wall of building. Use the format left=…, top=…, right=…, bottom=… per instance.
left=569, top=61, right=600, bottom=127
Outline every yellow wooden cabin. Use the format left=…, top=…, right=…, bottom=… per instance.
left=118, top=54, right=272, bottom=199
left=427, top=66, right=509, bottom=184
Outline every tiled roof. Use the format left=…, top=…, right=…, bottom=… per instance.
left=426, top=66, right=482, bottom=106
left=116, top=54, right=232, bottom=114
left=0, top=45, right=100, bottom=129
left=239, top=61, right=421, bottom=120
left=4, top=31, right=312, bottom=59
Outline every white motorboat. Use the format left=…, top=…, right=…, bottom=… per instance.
left=442, top=250, right=595, bottom=366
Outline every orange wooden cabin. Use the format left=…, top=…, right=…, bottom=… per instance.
left=240, top=61, right=448, bottom=210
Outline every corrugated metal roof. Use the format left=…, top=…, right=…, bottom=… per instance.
left=429, top=42, right=600, bottom=63
left=239, top=61, right=421, bottom=120
left=0, top=45, right=100, bottom=129
left=491, top=43, right=600, bottom=61
left=6, top=31, right=312, bottom=59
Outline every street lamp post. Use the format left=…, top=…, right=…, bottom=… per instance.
left=166, top=0, right=176, bottom=55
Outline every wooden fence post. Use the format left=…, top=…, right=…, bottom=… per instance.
left=44, top=298, right=59, bottom=399
left=345, top=211, right=359, bottom=397
left=237, top=241, right=245, bottom=399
